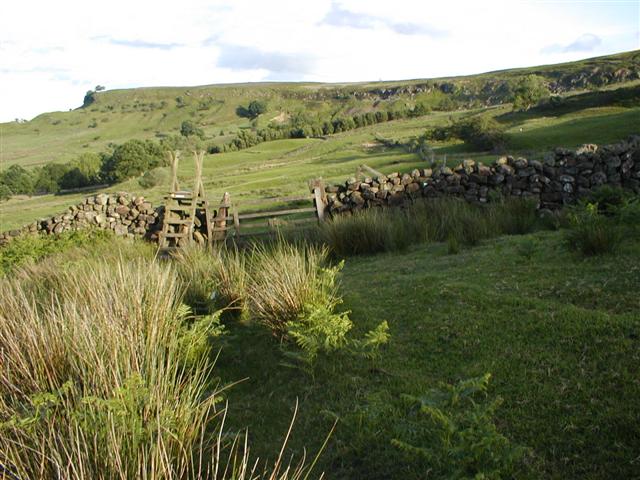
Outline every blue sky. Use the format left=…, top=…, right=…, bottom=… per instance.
left=1, top=0, right=638, bottom=122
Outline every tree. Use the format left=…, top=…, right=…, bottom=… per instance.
left=0, top=165, right=34, bottom=195
left=60, top=152, right=102, bottom=189
left=100, top=139, right=165, bottom=183
left=454, top=116, right=507, bottom=152
left=83, top=90, right=96, bottom=107
left=95, top=85, right=106, bottom=92
left=247, top=100, right=267, bottom=118
left=180, top=120, right=204, bottom=138
left=33, top=163, right=71, bottom=193
left=0, top=184, right=11, bottom=201
left=512, top=75, right=550, bottom=111
left=237, top=100, right=267, bottom=119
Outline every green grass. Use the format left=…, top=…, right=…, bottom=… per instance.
left=214, top=229, right=640, bottom=479
left=2, top=96, right=639, bottom=231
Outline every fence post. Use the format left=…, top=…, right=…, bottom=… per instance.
left=311, top=178, right=327, bottom=222
left=212, top=192, right=230, bottom=241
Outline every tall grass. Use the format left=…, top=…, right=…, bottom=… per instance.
left=0, top=251, right=315, bottom=479
left=318, top=208, right=416, bottom=256
left=247, top=242, right=338, bottom=336
left=320, top=197, right=540, bottom=256
left=173, top=244, right=248, bottom=314
left=564, top=203, right=623, bottom=256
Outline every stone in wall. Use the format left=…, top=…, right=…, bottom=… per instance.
left=323, top=136, right=640, bottom=216
left=0, top=193, right=161, bottom=246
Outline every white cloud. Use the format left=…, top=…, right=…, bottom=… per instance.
left=0, top=0, right=638, bottom=121
left=541, top=33, right=603, bottom=54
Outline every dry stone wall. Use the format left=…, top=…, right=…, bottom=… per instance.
left=324, top=136, right=640, bottom=215
left=0, top=193, right=161, bottom=246
left=2, top=137, right=639, bottom=246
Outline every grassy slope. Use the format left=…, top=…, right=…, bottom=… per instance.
left=216, top=230, right=640, bottom=479
left=2, top=99, right=639, bottom=230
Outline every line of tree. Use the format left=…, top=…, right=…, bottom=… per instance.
left=209, top=102, right=438, bottom=154
left=0, top=138, right=174, bottom=201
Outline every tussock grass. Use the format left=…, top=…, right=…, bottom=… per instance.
left=247, top=242, right=337, bottom=337
left=173, top=243, right=248, bottom=314
left=0, top=253, right=315, bottom=479
left=565, top=205, right=623, bottom=256
left=319, top=208, right=415, bottom=256
left=320, top=197, right=540, bottom=256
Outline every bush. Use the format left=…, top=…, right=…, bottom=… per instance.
left=0, top=164, right=34, bottom=195
left=34, top=162, right=73, bottom=193
left=454, top=116, right=507, bottom=152
left=564, top=203, right=622, bottom=256
left=392, top=374, right=527, bottom=479
left=138, top=167, right=169, bottom=189
left=512, top=74, right=550, bottom=111
left=0, top=229, right=114, bottom=274
left=585, top=185, right=632, bottom=216
left=0, top=184, right=11, bottom=201
left=60, top=152, right=103, bottom=189
left=180, top=120, right=204, bottom=138
left=237, top=100, right=267, bottom=119
left=100, top=139, right=166, bottom=183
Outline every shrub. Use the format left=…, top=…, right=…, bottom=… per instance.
left=454, top=116, right=507, bottom=152
left=138, top=167, right=170, bottom=189
left=512, top=74, right=550, bottom=111
left=0, top=229, right=114, bottom=274
left=60, top=152, right=103, bottom=189
left=392, top=374, right=527, bottom=479
left=33, top=162, right=70, bottom=193
left=0, top=184, right=11, bottom=201
left=0, top=164, right=34, bottom=195
left=100, top=139, right=166, bottom=183
left=616, top=195, right=640, bottom=228
left=180, top=119, right=204, bottom=138
left=564, top=203, right=622, bottom=256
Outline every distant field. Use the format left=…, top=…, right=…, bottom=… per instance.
left=2, top=99, right=639, bottom=230
left=1, top=50, right=639, bottom=231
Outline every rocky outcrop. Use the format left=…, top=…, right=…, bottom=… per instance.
left=0, top=193, right=160, bottom=246
left=324, top=137, right=640, bottom=215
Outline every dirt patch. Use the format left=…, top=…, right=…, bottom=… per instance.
left=269, top=112, right=290, bottom=124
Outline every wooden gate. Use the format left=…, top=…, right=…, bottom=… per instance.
left=212, top=179, right=327, bottom=240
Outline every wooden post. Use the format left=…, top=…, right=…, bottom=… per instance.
left=168, top=151, right=180, bottom=192
left=212, top=192, right=230, bottom=241
left=233, top=208, right=240, bottom=235
left=311, top=178, right=327, bottom=222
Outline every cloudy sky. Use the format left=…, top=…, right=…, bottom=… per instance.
left=1, top=0, right=638, bottom=122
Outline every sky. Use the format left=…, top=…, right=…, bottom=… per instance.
left=1, top=0, right=638, bottom=122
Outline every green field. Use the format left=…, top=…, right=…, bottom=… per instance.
left=216, top=229, right=640, bottom=479
left=2, top=99, right=639, bottom=230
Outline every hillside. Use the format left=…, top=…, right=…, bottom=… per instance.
left=2, top=50, right=639, bottom=168
left=1, top=51, right=639, bottom=231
